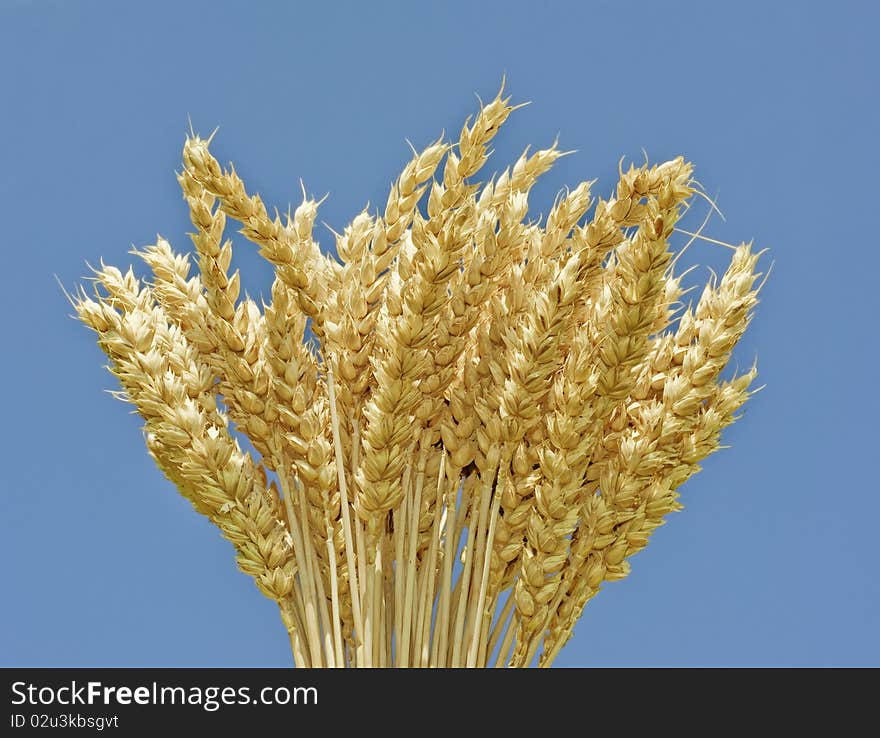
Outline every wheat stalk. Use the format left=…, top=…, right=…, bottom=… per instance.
left=73, top=82, right=764, bottom=667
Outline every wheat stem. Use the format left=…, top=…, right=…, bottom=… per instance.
left=326, top=366, right=363, bottom=664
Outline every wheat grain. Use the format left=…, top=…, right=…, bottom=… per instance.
left=74, top=86, right=763, bottom=668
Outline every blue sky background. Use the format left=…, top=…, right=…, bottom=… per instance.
left=2, top=0, right=877, bottom=667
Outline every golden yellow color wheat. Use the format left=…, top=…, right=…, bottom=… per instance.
left=73, top=84, right=763, bottom=667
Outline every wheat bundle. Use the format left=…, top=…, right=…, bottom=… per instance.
left=73, top=84, right=763, bottom=667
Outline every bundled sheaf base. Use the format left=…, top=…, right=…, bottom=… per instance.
left=75, top=84, right=762, bottom=667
